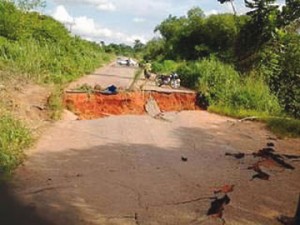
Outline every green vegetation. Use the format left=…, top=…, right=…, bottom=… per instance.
left=0, top=112, right=32, bottom=175
left=103, top=39, right=145, bottom=59
left=266, top=118, right=300, bottom=138
left=151, top=60, right=179, bottom=74
left=179, top=57, right=281, bottom=115
left=141, top=1, right=300, bottom=137
left=0, top=0, right=113, bottom=84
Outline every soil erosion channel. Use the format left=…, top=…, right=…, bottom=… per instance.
left=5, top=63, right=300, bottom=225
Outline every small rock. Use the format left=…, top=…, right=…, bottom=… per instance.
left=181, top=156, right=188, bottom=162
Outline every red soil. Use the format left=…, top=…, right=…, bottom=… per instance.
left=64, top=91, right=199, bottom=119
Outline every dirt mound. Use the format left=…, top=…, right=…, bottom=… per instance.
left=0, top=81, right=51, bottom=135
left=64, top=91, right=199, bottom=119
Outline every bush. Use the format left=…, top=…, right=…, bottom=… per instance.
left=177, top=57, right=282, bottom=116
left=195, top=57, right=240, bottom=104
left=177, top=62, right=203, bottom=89
left=151, top=60, right=179, bottom=74
left=228, top=77, right=282, bottom=114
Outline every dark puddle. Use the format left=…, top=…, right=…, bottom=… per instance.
left=207, top=184, right=234, bottom=224
left=225, top=142, right=300, bottom=181
left=207, top=194, right=230, bottom=224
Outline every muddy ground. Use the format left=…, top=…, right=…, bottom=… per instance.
left=1, top=62, right=300, bottom=225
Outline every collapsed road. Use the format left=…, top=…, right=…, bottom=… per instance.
left=2, top=62, right=300, bottom=225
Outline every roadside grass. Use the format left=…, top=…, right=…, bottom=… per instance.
left=266, top=118, right=300, bottom=138
left=208, top=105, right=271, bottom=119
left=208, top=105, right=300, bottom=138
left=0, top=111, right=33, bottom=176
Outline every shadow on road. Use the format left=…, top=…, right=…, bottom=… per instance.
left=0, top=184, right=54, bottom=225
left=1, top=122, right=299, bottom=225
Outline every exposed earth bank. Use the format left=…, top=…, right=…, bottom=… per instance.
left=64, top=91, right=199, bottom=119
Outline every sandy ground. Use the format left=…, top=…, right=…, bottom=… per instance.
left=2, top=62, right=300, bottom=225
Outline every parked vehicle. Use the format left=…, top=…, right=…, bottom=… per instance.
left=155, top=72, right=181, bottom=89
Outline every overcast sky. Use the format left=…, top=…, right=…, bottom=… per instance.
left=44, top=0, right=284, bottom=45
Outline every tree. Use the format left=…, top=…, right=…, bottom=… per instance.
left=187, top=7, right=205, bottom=19
left=133, top=39, right=144, bottom=52
left=235, top=0, right=300, bottom=118
left=143, top=37, right=165, bottom=61
left=236, top=0, right=300, bottom=70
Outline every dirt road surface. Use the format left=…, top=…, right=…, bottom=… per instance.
left=2, top=62, right=300, bottom=225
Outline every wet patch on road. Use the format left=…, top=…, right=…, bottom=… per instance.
left=225, top=142, right=300, bottom=181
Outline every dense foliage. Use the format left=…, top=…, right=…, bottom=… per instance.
left=142, top=1, right=300, bottom=120
left=0, top=0, right=111, bottom=84
left=152, top=8, right=248, bottom=62
left=0, top=112, right=32, bottom=175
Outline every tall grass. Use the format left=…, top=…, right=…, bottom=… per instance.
left=0, top=112, right=32, bottom=175
left=177, top=57, right=282, bottom=116
left=0, top=37, right=112, bottom=84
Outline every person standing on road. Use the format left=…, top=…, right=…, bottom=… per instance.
left=144, top=61, right=152, bottom=79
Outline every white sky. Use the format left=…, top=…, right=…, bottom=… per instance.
left=44, top=0, right=285, bottom=45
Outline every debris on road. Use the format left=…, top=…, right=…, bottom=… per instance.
left=213, top=184, right=235, bottom=194
left=145, top=96, right=172, bottom=122
left=207, top=194, right=231, bottom=225
left=225, top=142, right=300, bottom=180
left=248, top=163, right=270, bottom=180
left=181, top=156, right=188, bottom=162
left=225, top=152, right=245, bottom=159
left=100, top=85, right=118, bottom=95
left=145, top=96, right=161, bottom=117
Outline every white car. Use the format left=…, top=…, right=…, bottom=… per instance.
left=116, top=58, right=138, bottom=66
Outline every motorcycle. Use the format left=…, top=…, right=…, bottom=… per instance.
left=155, top=72, right=181, bottom=89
